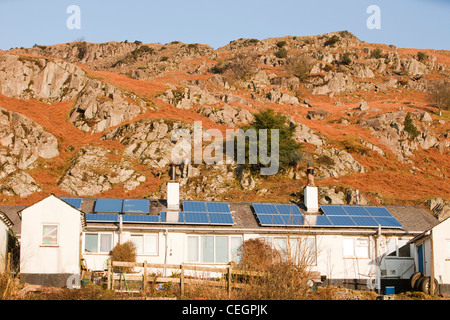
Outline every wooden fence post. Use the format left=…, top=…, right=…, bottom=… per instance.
left=227, top=266, right=232, bottom=297
left=107, top=259, right=112, bottom=290
left=143, top=260, right=148, bottom=293
left=180, top=263, right=185, bottom=296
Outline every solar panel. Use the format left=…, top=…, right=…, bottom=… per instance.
left=351, top=216, right=379, bottom=227
left=280, top=215, right=303, bottom=226
left=256, top=214, right=285, bottom=226
left=184, top=211, right=209, bottom=224
left=372, top=217, right=403, bottom=228
left=327, top=216, right=356, bottom=226
left=321, top=206, right=348, bottom=216
left=85, top=214, right=119, bottom=222
left=365, top=207, right=392, bottom=217
left=94, top=198, right=123, bottom=213
left=122, top=199, right=150, bottom=213
left=314, top=215, right=334, bottom=226
left=159, top=212, right=185, bottom=223
left=206, top=202, right=230, bottom=213
left=61, top=197, right=82, bottom=210
left=304, top=215, right=334, bottom=227
left=183, top=201, right=207, bottom=212
left=208, top=213, right=234, bottom=225
left=276, top=204, right=302, bottom=215
left=122, top=214, right=159, bottom=223
left=343, top=206, right=370, bottom=216
left=253, top=204, right=278, bottom=214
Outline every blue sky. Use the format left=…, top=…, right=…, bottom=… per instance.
left=0, top=0, right=448, bottom=50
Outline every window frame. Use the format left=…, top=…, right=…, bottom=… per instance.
left=41, top=224, right=59, bottom=247
left=386, top=238, right=413, bottom=258
left=343, top=237, right=370, bottom=259
left=130, top=233, right=159, bottom=256
left=187, top=235, right=243, bottom=264
left=84, top=232, right=114, bottom=254
left=259, top=236, right=317, bottom=266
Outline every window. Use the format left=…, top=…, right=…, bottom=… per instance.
left=202, top=236, right=214, bottom=263
left=188, top=236, right=199, bottom=262
left=231, top=237, right=242, bottom=263
left=387, top=238, right=412, bottom=258
left=289, top=237, right=317, bottom=265
left=130, top=234, right=158, bottom=255
left=42, top=224, right=58, bottom=246
left=187, top=235, right=242, bottom=263
left=343, top=237, right=370, bottom=258
left=215, top=236, right=229, bottom=263
left=84, top=233, right=113, bottom=253
left=260, top=236, right=317, bottom=265
left=85, top=234, right=98, bottom=253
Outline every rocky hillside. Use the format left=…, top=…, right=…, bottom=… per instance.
left=1, top=31, right=449, bottom=220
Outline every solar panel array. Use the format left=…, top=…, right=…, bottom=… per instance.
left=253, top=204, right=304, bottom=227
left=318, top=205, right=403, bottom=228
left=85, top=200, right=234, bottom=226
left=252, top=203, right=403, bottom=229
left=65, top=197, right=403, bottom=229
left=60, top=197, right=83, bottom=210
left=180, top=201, right=234, bottom=225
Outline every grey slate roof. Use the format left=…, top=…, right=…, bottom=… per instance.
left=0, top=205, right=26, bottom=235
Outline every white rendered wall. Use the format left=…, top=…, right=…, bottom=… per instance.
left=20, top=195, right=82, bottom=275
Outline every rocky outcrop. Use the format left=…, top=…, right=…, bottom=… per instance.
left=159, top=85, right=218, bottom=109
left=0, top=107, right=58, bottom=197
left=267, top=87, right=299, bottom=105
left=196, top=105, right=254, bottom=127
left=314, top=146, right=366, bottom=179
left=102, top=119, right=195, bottom=171
left=360, top=111, right=440, bottom=162
left=0, top=53, right=86, bottom=102
left=0, top=53, right=146, bottom=133
left=58, top=145, right=146, bottom=196
left=0, top=171, right=42, bottom=197
left=291, top=121, right=326, bottom=146
left=308, top=72, right=356, bottom=95
left=425, top=197, right=450, bottom=222
left=68, top=79, right=145, bottom=133
left=319, top=186, right=370, bottom=205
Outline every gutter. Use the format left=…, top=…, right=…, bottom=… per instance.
left=84, top=224, right=425, bottom=237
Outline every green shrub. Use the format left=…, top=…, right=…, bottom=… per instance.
left=285, top=54, right=315, bottom=82
left=404, top=112, right=420, bottom=140
left=371, top=48, right=383, bottom=59
left=276, top=41, right=287, bottom=48
left=417, top=51, right=428, bottom=62
left=275, top=47, right=288, bottom=59
left=324, top=35, right=340, bottom=47
left=237, top=109, right=302, bottom=174
left=341, top=52, right=352, bottom=65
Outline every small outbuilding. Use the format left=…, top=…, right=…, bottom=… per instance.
left=19, top=195, right=85, bottom=287
left=409, top=217, right=450, bottom=295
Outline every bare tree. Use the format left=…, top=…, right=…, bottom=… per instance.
left=429, top=80, right=450, bottom=116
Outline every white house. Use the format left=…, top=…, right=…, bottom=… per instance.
left=409, top=217, right=450, bottom=295
left=76, top=180, right=439, bottom=294
left=19, top=195, right=85, bottom=287
left=0, top=179, right=442, bottom=293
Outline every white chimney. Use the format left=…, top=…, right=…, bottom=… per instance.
left=167, top=181, right=180, bottom=211
left=304, top=165, right=319, bottom=213
left=304, top=186, right=319, bottom=213
left=166, top=163, right=180, bottom=222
